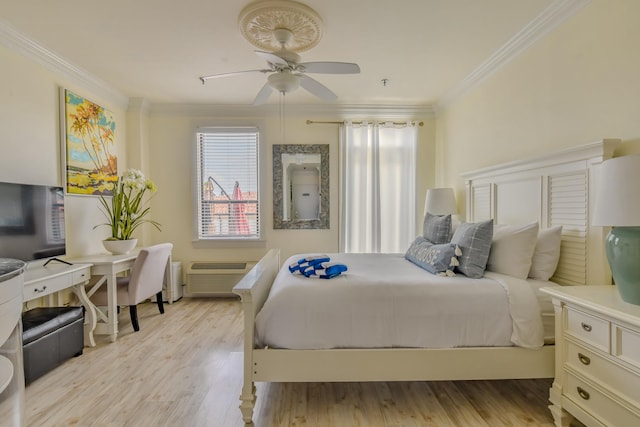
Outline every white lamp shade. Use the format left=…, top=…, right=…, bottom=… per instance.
left=424, top=188, right=457, bottom=216
left=592, top=155, right=640, bottom=226
left=268, top=72, right=300, bottom=93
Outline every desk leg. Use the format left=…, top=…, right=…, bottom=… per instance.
left=72, top=283, right=96, bottom=347
left=106, top=272, right=118, bottom=342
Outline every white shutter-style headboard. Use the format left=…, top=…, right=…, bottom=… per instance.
left=462, top=139, right=619, bottom=286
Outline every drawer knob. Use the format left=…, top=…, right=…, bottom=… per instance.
left=581, top=322, right=592, bottom=332
left=33, top=286, right=47, bottom=294
left=577, top=386, right=590, bottom=400
left=578, top=353, right=591, bottom=366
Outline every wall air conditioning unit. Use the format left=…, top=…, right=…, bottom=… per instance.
left=186, top=261, right=256, bottom=297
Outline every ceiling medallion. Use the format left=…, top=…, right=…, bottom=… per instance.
left=238, top=1, right=323, bottom=53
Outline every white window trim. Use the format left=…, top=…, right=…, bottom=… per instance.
left=192, top=126, right=263, bottom=243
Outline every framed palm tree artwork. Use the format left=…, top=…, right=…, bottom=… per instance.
left=61, top=88, right=118, bottom=196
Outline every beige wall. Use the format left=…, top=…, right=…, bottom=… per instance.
left=0, top=45, right=129, bottom=258
left=436, top=0, right=640, bottom=217
left=0, top=43, right=435, bottom=266
left=145, top=110, right=435, bottom=264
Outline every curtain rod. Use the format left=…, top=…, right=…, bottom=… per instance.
left=306, top=120, right=424, bottom=127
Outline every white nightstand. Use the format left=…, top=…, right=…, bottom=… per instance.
left=541, top=285, right=640, bottom=427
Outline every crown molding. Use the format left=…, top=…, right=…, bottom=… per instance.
left=0, top=19, right=129, bottom=109
left=435, top=0, right=591, bottom=114
left=148, top=102, right=435, bottom=118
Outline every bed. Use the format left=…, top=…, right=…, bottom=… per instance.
left=233, top=139, right=618, bottom=424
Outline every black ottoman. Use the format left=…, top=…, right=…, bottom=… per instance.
left=22, top=307, right=84, bottom=384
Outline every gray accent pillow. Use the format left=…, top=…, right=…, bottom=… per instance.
left=450, top=220, right=494, bottom=278
left=405, top=236, right=460, bottom=276
left=422, top=213, right=452, bottom=244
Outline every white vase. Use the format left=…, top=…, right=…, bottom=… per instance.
left=102, top=239, right=138, bottom=255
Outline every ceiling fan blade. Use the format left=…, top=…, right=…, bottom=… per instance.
left=200, top=69, right=270, bottom=84
left=254, top=50, right=289, bottom=67
left=299, top=75, right=337, bottom=101
left=253, top=82, right=274, bottom=105
left=298, top=62, right=360, bottom=74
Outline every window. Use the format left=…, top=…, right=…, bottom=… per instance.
left=195, top=127, right=260, bottom=239
left=340, top=122, right=417, bottom=253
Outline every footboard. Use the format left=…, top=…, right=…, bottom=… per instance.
left=232, top=248, right=280, bottom=424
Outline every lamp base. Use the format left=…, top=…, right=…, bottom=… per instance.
left=606, top=227, right=640, bottom=305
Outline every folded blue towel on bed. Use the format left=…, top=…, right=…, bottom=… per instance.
left=288, top=255, right=331, bottom=273
left=302, top=262, right=348, bottom=278
left=288, top=256, right=347, bottom=279
left=298, top=255, right=331, bottom=266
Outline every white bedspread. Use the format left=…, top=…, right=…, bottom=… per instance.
left=255, top=253, right=544, bottom=350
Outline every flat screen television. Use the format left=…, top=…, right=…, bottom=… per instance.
left=0, top=181, right=66, bottom=263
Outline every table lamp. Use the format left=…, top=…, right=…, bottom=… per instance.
left=424, top=188, right=457, bottom=216
left=592, top=155, right=640, bottom=305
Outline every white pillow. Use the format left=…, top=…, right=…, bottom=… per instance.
left=486, top=222, right=539, bottom=279
left=528, top=226, right=562, bottom=281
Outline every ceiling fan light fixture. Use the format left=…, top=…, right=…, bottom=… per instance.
left=268, top=72, right=300, bottom=93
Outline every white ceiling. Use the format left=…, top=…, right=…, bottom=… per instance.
left=1, top=0, right=580, bottom=108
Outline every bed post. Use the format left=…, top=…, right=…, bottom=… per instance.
left=236, top=288, right=257, bottom=424
left=233, top=249, right=280, bottom=424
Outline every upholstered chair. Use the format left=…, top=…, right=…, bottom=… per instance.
left=90, top=243, right=173, bottom=331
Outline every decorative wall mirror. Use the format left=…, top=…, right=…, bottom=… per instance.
left=273, top=144, right=329, bottom=229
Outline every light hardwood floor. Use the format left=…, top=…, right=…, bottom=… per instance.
left=25, top=298, right=563, bottom=427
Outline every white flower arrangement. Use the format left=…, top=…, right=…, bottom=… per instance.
left=95, top=169, right=160, bottom=240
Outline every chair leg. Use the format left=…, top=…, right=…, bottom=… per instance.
left=156, top=292, right=165, bottom=314
left=129, top=305, right=140, bottom=331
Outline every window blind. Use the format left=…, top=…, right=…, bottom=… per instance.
left=196, top=128, right=260, bottom=239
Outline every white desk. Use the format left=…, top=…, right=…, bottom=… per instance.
left=24, top=262, right=96, bottom=347
left=67, top=252, right=138, bottom=343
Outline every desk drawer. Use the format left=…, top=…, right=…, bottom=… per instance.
left=566, top=307, right=609, bottom=352
left=566, top=341, right=640, bottom=408
left=72, top=268, right=91, bottom=285
left=24, top=274, right=72, bottom=300
left=564, top=372, right=640, bottom=427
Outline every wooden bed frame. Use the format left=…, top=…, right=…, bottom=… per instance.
left=233, top=139, right=619, bottom=424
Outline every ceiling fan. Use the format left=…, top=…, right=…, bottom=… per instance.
left=199, top=28, right=360, bottom=105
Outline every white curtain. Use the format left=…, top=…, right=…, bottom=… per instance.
left=340, top=121, right=417, bottom=253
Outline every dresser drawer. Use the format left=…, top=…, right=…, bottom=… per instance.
left=566, top=307, right=610, bottom=352
left=564, top=372, right=640, bottom=427
left=613, top=324, right=640, bottom=371
left=566, top=341, right=640, bottom=408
